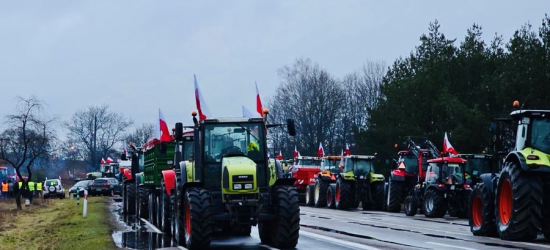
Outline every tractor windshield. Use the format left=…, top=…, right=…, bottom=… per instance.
left=297, top=159, right=321, bottom=167
left=203, top=122, right=265, bottom=162
left=321, top=158, right=340, bottom=171
left=349, top=159, right=374, bottom=176
left=425, top=163, right=440, bottom=184
left=444, top=163, right=465, bottom=185
left=530, top=117, right=550, bottom=153
left=400, top=154, right=418, bottom=174
left=178, top=140, right=195, bottom=161
left=464, top=157, right=491, bottom=176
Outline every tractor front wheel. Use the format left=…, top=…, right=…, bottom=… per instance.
left=495, top=162, right=542, bottom=241
left=305, top=184, right=314, bottom=206
left=404, top=195, right=417, bottom=216
left=160, top=180, right=172, bottom=234
left=371, top=182, right=385, bottom=211
left=327, top=185, right=336, bottom=208
left=469, top=182, right=496, bottom=236
left=184, top=188, right=213, bottom=250
left=335, top=179, right=352, bottom=210
left=138, top=186, right=150, bottom=219
left=423, top=189, right=446, bottom=218
left=125, top=182, right=136, bottom=216
left=258, top=186, right=300, bottom=248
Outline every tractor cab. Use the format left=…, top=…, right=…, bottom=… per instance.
left=425, top=157, right=468, bottom=188
left=321, top=156, right=341, bottom=175
left=511, top=110, right=550, bottom=159
left=457, top=154, right=493, bottom=185
left=341, top=155, right=384, bottom=183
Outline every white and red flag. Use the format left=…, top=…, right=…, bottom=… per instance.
left=256, top=82, right=264, bottom=118
left=340, top=149, right=344, bottom=168
left=293, top=145, right=298, bottom=159
left=100, top=158, right=106, bottom=165
left=106, top=157, right=114, bottom=164
left=277, top=151, right=283, bottom=160
left=318, top=143, right=325, bottom=157
left=443, top=132, right=459, bottom=155
left=344, top=143, right=351, bottom=156
left=194, top=75, right=212, bottom=121
left=158, top=109, right=173, bottom=142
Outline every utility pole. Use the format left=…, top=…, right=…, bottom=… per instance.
left=93, top=115, right=97, bottom=172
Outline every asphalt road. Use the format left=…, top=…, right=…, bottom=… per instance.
left=111, top=200, right=550, bottom=250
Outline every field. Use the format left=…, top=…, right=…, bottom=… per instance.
left=0, top=194, right=117, bottom=250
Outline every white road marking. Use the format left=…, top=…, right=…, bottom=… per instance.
left=426, top=242, right=477, bottom=250
left=300, top=229, right=380, bottom=250
left=259, top=244, right=278, bottom=250
left=140, top=218, right=163, bottom=234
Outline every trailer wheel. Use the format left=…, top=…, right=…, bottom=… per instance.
left=469, top=182, right=496, bottom=236
left=404, top=195, right=417, bottom=216
left=327, top=185, right=336, bottom=208
left=335, top=179, right=351, bottom=210
left=496, top=162, right=542, bottom=241
left=184, top=188, right=213, bottom=250
left=260, top=186, right=299, bottom=248
left=305, top=184, right=314, bottom=206
left=314, top=179, right=329, bottom=207
left=125, top=182, right=136, bottom=215
left=388, top=179, right=404, bottom=213
left=423, top=188, right=446, bottom=218
left=160, top=180, right=172, bottom=234
left=138, top=185, right=150, bottom=219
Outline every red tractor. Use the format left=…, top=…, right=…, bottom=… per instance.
left=290, top=156, right=322, bottom=202
left=386, top=138, right=439, bottom=212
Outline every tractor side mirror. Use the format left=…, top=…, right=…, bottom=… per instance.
left=175, top=122, right=183, bottom=140
left=287, top=119, right=296, bottom=136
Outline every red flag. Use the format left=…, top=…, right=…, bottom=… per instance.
left=443, top=132, right=459, bottom=155
left=256, top=82, right=264, bottom=118
left=194, top=75, right=211, bottom=121
left=106, top=157, right=113, bottom=164
left=277, top=151, right=283, bottom=160
left=159, top=109, right=173, bottom=142
left=293, top=145, right=298, bottom=159
left=100, top=158, right=106, bottom=165
left=340, top=149, right=344, bottom=168
left=318, top=143, right=324, bottom=157
left=344, top=143, right=351, bottom=156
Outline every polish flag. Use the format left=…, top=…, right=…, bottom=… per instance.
left=318, top=143, right=324, bottom=157
left=443, top=132, right=459, bottom=155
left=344, top=143, right=351, bottom=156
left=100, top=158, right=106, bottom=165
left=159, top=109, right=173, bottom=142
left=194, top=75, right=211, bottom=121
left=293, top=145, right=298, bottom=159
left=106, top=157, right=114, bottom=164
left=277, top=151, right=283, bottom=160
left=256, top=82, right=264, bottom=118
left=339, top=149, right=344, bottom=168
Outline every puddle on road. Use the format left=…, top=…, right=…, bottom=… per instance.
left=301, top=224, right=422, bottom=249
left=113, top=230, right=176, bottom=250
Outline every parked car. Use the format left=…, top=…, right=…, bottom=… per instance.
left=105, top=178, right=121, bottom=196
left=69, top=180, right=93, bottom=197
left=43, top=179, right=65, bottom=199
left=90, top=178, right=113, bottom=196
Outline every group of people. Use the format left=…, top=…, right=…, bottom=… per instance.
left=0, top=179, right=43, bottom=200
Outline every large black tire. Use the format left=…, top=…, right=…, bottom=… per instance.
left=495, top=162, right=543, bottom=241
left=327, top=185, right=336, bottom=208
left=387, top=179, right=404, bottom=213
left=160, top=181, right=172, bottom=234
left=138, top=186, right=150, bottom=219
left=258, top=186, right=299, bottom=248
left=184, top=188, right=213, bottom=250
left=314, top=179, right=329, bottom=207
left=335, top=179, right=352, bottom=210
left=125, top=182, right=136, bottom=215
left=148, top=191, right=157, bottom=226
left=457, top=190, right=471, bottom=219
left=370, top=182, right=385, bottom=211
left=174, top=188, right=185, bottom=245
left=404, top=195, right=417, bottom=216
left=382, top=183, right=388, bottom=211
left=469, top=182, right=496, bottom=236
left=423, top=189, right=446, bottom=218
left=305, top=185, right=314, bottom=206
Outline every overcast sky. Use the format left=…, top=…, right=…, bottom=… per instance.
left=0, top=1, right=548, bottom=137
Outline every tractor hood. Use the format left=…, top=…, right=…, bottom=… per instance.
left=222, top=156, right=259, bottom=196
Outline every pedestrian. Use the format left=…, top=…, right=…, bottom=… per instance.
left=28, top=180, right=35, bottom=202
left=36, top=180, right=42, bottom=198
left=1, top=180, right=8, bottom=200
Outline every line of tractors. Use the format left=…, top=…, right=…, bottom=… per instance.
left=293, top=102, right=550, bottom=242
left=117, top=110, right=300, bottom=250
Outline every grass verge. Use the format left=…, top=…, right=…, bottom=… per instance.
left=0, top=196, right=117, bottom=250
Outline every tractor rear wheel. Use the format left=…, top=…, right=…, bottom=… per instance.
left=370, top=182, right=385, bottom=211
left=259, top=186, right=300, bottom=248
left=387, top=179, right=404, bottom=213
left=382, top=183, right=388, bottom=211
left=404, top=195, right=417, bottom=216
left=160, top=180, right=172, bottom=234
left=184, top=188, right=213, bottom=250
left=469, top=182, right=496, bottom=236
left=335, top=179, right=352, bottom=210
left=495, top=162, right=543, bottom=241
left=314, top=179, right=329, bottom=207
left=125, top=182, right=136, bottom=216
left=423, top=189, right=446, bottom=218
left=138, top=186, right=150, bottom=219
left=327, top=185, right=336, bottom=208
left=305, top=184, right=314, bottom=206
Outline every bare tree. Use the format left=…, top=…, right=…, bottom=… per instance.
left=65, top=105, right=133, bottom=171
left=124, top=123, right=155, bottom=147
left=0, top=96, right=57, bottom=209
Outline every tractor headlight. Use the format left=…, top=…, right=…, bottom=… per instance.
left=244, top=183, right=253, bottom=189
left=233, top=183, right=242, bottom=190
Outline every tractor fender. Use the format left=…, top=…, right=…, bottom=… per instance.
left=161, top=169, right=176, bottom=196
left=273, top=178, right=296, bottom=186
left=504, top=152, right=528, bottom=171
left=123, top=168, right=132, bottom=181
left=478, top=173, right=496, bottom=195
left=390, top=171, right=405, bottom=182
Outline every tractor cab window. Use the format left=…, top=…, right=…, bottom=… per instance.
left=297, top=159, right=321, bottom=167
left=178, top=140, right=194, bottom=161
left=444, top=163, right=464, bottom=185
left=425, top=163, right=440, bottom=184
left=400, top=154, right=418, bottom=174
left=203, top=122, right=265, bottom=162
left=530, top=117, right=550, bottom=153
left=464, top=157, right=491, bottom=176
left=321, top=158, right=340, bottom=171
left=347, top=159, right=373, bottom=176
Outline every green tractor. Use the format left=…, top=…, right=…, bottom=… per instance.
left=469, top=104, right=550, bottom=241
left=332, top=155, right=385, bottom=210
left=168, top=111, right=299, bottom=249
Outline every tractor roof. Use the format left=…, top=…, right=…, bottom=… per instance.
left=296, top=156, right=322, bottom=160
left=203, top=117, right=264, bottom=123
left=322, top=156, right=341, bottom=160
left=428, top=157, right=467, bottom=164
left=510, top=110, right=550, bottom=118
left=457, top=154, right=493, bottom=159
left=344, top=155, right=376, bottom=160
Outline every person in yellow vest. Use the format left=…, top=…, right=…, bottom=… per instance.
left=36, top=180, right=42, bottom=198
left=28, top=180, right=35, bottom=202
left=1, top=181, right=8, bottom=200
